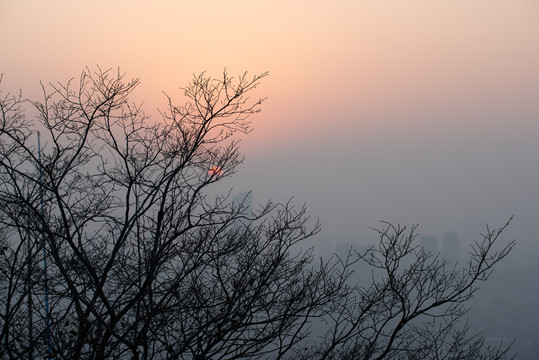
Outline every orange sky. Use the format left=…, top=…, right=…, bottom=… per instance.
left=2, top=1, right=538, bottom=153
left=2, top=0, right=539, bottom=246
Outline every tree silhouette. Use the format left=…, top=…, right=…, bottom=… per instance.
left=0, top=69, right=514, bottom=359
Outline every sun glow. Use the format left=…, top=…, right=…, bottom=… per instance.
left=208, top=166, right=224, bottom=177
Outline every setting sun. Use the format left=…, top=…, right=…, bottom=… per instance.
left=208, top=166, right=223, bottom=177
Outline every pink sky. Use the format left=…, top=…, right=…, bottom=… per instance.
left=3, top=1, right=537, bottom=150
left=2, top=0, right=539, bottom=248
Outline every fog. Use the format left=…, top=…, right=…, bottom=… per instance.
left=2, top=0, right=539, bottom=357
left=223, top=149, right=539, bottom=356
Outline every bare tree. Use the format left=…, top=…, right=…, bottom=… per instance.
left=0, top=69, right=515, bottom=359
left=299, top=221, right=515, bottom=360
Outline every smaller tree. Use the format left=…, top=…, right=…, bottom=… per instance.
left=301, top=220, right=515, bottom=360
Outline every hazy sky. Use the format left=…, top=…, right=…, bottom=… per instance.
left=1, top=0, right=539, bottom=258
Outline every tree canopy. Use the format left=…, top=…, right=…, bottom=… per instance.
left=0, top=68, right=514, bottom=359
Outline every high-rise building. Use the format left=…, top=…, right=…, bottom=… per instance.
left=317, top=234, right=332, bottom=259
left=232, top=191, right=252, bottom=213
left=231, top=191, right=253, bottom=227
left=419, top=235, right=439, bottom=255
left=443, top=231, right=460, bottom=263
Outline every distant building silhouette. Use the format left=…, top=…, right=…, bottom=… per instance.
left=232, top=191, right=252, bottom=213
left=333, top=241, right=372, bottom=286
left=443, top=231, right=460, bottom=263
left=419, top=235, right=439, bottom=255
left=317, top=234, right=332, bottom=259
left=333, top=241, right=364, bottom=260
left=231, top=191, right=252, bottom=227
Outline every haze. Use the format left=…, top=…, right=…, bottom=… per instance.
left=2, top=0, right=539, bottom=357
